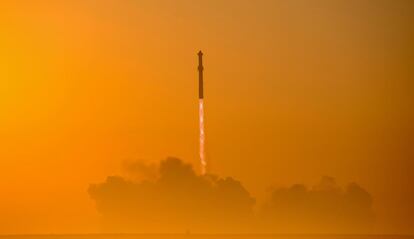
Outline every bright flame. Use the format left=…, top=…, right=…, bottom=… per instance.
left=199, top=99, right=206, bottom=174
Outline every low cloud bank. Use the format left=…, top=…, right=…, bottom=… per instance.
left=89, top=158, right=373, bottom=233
left=89, top=158, right=255, bottom=233
left=259, top=176, right=374, bottom=233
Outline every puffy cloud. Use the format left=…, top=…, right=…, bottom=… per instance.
left=89, top=157, right=255, bottom=233
left=89, top=159, right=374, bottom=233
left=259, top=176, right=374, bottom=233
left=122, top=160, right=158, bottom=181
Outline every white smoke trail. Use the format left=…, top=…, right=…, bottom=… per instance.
left=199, top=99, right=206, bottom=174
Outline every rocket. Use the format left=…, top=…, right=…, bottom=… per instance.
left=198, top=51, right=204, bottom=99
left=198, top=50, right=206, bottom=174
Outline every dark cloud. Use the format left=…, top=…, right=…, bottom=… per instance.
left=89, top=159, right=373, bottom=233
left=122, top=160, right=158, bottom=181
left=89, top=157, right=255, bottom=233
left=259, top=176, right=374, bottom=233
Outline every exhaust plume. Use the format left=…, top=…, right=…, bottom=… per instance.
left=199, top=99, right=206, bottom=174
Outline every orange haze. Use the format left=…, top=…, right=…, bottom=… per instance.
left=0, top=0, right=413, bottom=235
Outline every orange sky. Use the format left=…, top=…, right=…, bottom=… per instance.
left=0, top=0, right=413, bottom=235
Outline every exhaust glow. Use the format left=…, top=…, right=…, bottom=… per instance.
left=199, top=99, right=206, bottom=174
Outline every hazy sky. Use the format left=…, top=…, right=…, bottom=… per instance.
left=0, top=0, right=413, bottom=234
